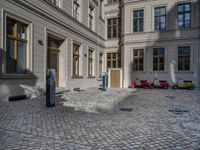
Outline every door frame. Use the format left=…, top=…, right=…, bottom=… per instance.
left=47, top=48, right=60, bottom=87
left=108, top=68, right=123, bottom=88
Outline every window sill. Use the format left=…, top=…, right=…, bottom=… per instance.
left=72, top=76, right=84, bottom=79
left=0, top=74, right=35, bottom=79
left=88, top=76, right=96, bottom=79
left=176, top=71, right=194, bottom=73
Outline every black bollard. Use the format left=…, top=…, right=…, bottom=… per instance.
left=102, top=73, right=108, bottom=91
left=46, top=69, right=56, bottom=107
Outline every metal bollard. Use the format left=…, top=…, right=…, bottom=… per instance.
left=46, top=69, right=56, bottom=107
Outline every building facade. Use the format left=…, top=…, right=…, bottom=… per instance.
left=105, top=0, right=200, bottom=88
left=0, top=0, right=105, bottom=100
left=0, top=0, right=200, bottom=101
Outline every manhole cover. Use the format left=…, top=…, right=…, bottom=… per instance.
left=168, top=108, right=189, bottom=115
left=119, top=108, right=133, bottom=112
left=165, top=96, right=176, bottom=99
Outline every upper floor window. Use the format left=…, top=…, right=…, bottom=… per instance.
left=89, top=5, right=94, bottom=30
left=99, top=0, right=104, bottom=19
left=48, top=0, right=60, bottom=7
left=107, top=18, right=119, bottom=39
left=153, top=48, right=165, bottom=71
left=178, top=46, right=190, bottom=71
left=6, top=17, right=28, bottom=74
left=107, top=52, right=121, bottom=68
left=133, top=10, right=144, bottom=32
left=88, top=49, right=94, bottom=76
left=154, top=6, right=166, bottom=30
left=73, top=0, right=79, bottom=20
left=133, top=49, right=144, bottom=71
left=108, top=0, right=118, bottom=4
left=73, top=43, right=80, bottom=76
left=178, top=3, right=191, bottom=28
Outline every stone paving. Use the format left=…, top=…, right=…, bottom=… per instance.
left=0, top=88, right=200, bottom=149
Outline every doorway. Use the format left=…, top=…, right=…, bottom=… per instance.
left=47, top=34, right=63, bottom=87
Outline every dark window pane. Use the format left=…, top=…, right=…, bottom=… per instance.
left=113, top=61, right=116, bottom=68
left=17, top=23, right=26, bottom=39
left=139, top=10, right=143, bottom=17
left=6, top=38, right=15, bottom=73
left=7, top=19, right=15, bottom=36
left=184, top=4, right=191, bottom=11
left=17, top=41, right=26, bottom=73
left=178, top=4, right=184, bottom=12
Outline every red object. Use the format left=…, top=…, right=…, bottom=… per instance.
left=131, top=79, right=149, bottom=88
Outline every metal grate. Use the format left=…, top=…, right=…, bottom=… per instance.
left=165, top=96, right=176, bottom=99
left=168, top=108, right=189, bottom=115
left=119, top=108, right=133, bottom=112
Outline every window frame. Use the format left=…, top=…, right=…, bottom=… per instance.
left=88, top=48, right=94, bottom=77
left=5, top=16, right=28, bottom=75
left=154, top=6, right=166, bottom=30
left=177, top=3, right=191, bottom=29
left=72, top=43, right=80, bottom=76
left=107, top=18, right=119, bottom=39
left=133, top=9, right=144, bottom=32
left=107, top=52, right=121, bottom=69
left=153, top=48, right=165, bottom=71
left=48, top=0, right=61, bottom=7
left=133, top=49, right=144, bottom=71
left=89, top=4, right=94, bottom=30
left=107, top=0, right=118, bottom=4
left=73, top=0, right=80, bottom=21
left=178, top=46, right=191, bottom=71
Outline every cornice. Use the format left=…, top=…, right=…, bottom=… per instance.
left=9, top=0, right=105, bottom=48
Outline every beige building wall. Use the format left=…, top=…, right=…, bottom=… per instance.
left=122, top=0, right=200, bottom=88
left=0, top=0, right=105, bottom=101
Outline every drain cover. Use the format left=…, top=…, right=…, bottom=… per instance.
left=119, top=108, right=133, bottom=112
left=168, top=108, right=189, bottom=114
left=165, top=96, right=176, bottom=99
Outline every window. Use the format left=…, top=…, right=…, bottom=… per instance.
left=89, top=5, right=94, bottom=30
left=99, top=0, right=103, bottom=19
left=154, top=6, right=166, bottom=30
left=73, top=43, right=80, bottom=76
left=133, top=49, right=144, bottom=71
left=153, top=48, right=165, bottom=71
left=107, top=18, right=119, bottom=39
left=88, top=49, right=94, bottom=76
left=133, top=10, right=144, bottom=32
left=6, top=17, right=28, bottom=74
left=178, top=46, right=190, bottom=71
left=48, top=0, right=60, bottom=7
left=178, top=3, right=191, bottom=28
left=107, top=52, right=121, bottom=68
left=108, top=0, right=118, bottom=4
left=73, top=0, right=79, bottom=20
left=99, top=52, right=103, bottom=75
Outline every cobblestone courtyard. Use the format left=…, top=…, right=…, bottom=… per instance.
left=0, top=89, right=200, bottom=150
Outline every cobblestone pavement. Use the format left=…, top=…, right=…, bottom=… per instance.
left=0, top=89, right=200, bottom=149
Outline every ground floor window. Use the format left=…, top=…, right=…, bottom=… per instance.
left=133, top=49, right=144, bottom=71
left=88, top=49, right=94, bottom=76
left=107, top=52, right=121, bottom=68
left=178, top=46, right=190, bottom=71
left=73, top=43, right=80, bottom=76
left=153, top=48, right=165, bottom=71
left=6, top=17, right=28, bottom=74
